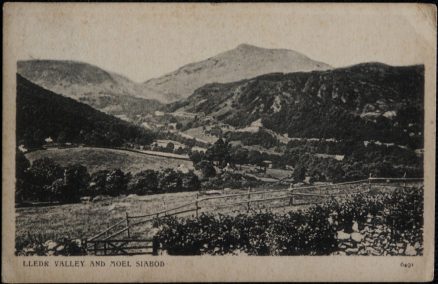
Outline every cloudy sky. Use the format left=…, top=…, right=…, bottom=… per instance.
left=5, top=3, right=435, bottom=82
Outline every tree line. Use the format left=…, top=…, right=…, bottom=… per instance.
left=188, top=137, right=423, bottom=183
left=16, top=152, right=200, bottom=204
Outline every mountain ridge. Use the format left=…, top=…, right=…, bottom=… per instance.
left=17, top=60, right=163, bottom=120
left=173, top=63, right=424, bottom=147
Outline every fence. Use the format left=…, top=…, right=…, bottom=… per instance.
left=85, top=238, right=159, bottom=256
left=86, top=176, right=423, bottom=254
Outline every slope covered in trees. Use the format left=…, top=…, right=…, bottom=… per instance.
left=176, top=63, right=424, bottom=148
left=16, top=74, right=155, bottom=148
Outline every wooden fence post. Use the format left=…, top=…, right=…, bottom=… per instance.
left=103, top=242, right=107, bottom=255
left=289, top=188, right=294, bottom=206
left=195, top=193, right=199, bottom=218
left=403, top=172, right=407, bottom=189
left=247, top=187, right=251, bottom=213
left=152, top=236, right=159, bottom=256
left=126, top=212, right=130, bottom=239
left=368, top=173, right=372, bottom=192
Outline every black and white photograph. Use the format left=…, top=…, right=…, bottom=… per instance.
left=2, top=3, right=436, bottom=283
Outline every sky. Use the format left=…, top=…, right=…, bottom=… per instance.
left=5, top=3, right=436, bottom=82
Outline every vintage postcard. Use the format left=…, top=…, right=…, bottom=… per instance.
left=2, top=3, right=436, bottom=282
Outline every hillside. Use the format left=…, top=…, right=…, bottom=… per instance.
left=142, top=44, right=331, bottom=102
left=16, top=74, right=155, bottom=148
left=17, top=60, right=162, bottom=119
left=175, top=63, right=424, bottom=147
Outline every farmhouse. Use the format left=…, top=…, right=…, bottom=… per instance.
left=44, top=137, right=53, bottom=143
left=18, top=144, right=28, bottom=153
left=176, top=164, right=190, bottom=174
left=262, top=160, right=273, bottom=169
left=315, top=153, right=345, bottom=161
left=168, top=123, right=178, bottom=130
left=191, top=146, right=207, bottom=153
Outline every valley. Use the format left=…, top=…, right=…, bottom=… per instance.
left=14, top=44, right=425, bottom=257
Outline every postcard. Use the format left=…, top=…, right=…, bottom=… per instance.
left=2, top=3, right=436, bottom=282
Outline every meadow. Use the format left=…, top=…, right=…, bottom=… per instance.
left=25, top=147, right=193, bottom=174
left=16, top=182, right=379, bottom=245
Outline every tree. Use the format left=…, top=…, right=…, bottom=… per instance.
left=89, top=170, right=110, bottom=196
left=47, top=178, right=66, bottom=202
left=230, top=147, right=249, bottom=165
left=247, top=150, right=263, bottom=167
left=181, top=171, right=201, bottom=191
left=62, top=164, right=90, bottom=202
left=28, top=158, right=64, bottom=189
left=16, top=151, right=31, bottom=203
left=128, top=170, right=159, bottom=195
left=186, top=138, right=196, bottom=148
left=159, top=169, right=182, bottom=192
left=189, top=151, right=204, bottom=164
left=165, top=142, right=175, bottom=153
left=31, top=128, right=45, bottom=147
left=293, top=166, right=306, bottom=182
left=205, top=138, right=231, bottom=168
left=57, top=131, right=68, bottom=144
left=106, top=169, right=129, bottom=196
left=16, top=151, right=30, bottom=180
left=325, top=161, right=344, bottom=182
left=196, top=160, right=216, bottom=178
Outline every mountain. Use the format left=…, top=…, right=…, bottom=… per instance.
left=173, top=63, right=424, bottom=148
left=17, top=60, right=162, bottom=119
left=16, top=74, right=155, bottom=148
left=142, top=44, right=331, bottom=102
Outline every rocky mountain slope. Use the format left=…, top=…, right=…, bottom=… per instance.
left=17, top=60, right=162, bottom=119
left=142, top=44, right=331, bottom=102
left=172, top=63, right=424, bottom=147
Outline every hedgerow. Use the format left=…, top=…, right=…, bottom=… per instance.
left=155, top=186, right=423, bottom=255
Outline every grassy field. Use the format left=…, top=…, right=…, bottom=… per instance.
left=183, top=127, right=219, bottom=144
left=16, top=182, right=389, bottom=244
left=25, top=147, right=194, bottom=174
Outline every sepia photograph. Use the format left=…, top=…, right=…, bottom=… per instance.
left=2, top=3, right=436, bottom=282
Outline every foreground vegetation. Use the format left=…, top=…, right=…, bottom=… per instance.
left=155, top=186, right=423, bottom=256
left=15, top=183, right=423, bottom=256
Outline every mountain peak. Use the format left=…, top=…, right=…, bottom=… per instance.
left=235, top=43, right=260, bottom=50
left=142, top=45, right=331, bottom=103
